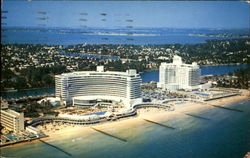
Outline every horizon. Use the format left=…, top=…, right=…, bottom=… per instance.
left=2, top=26, right=250, bottom=30
left=2, top=1, right=250, bottom=29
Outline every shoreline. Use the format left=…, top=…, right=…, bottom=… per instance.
left=2, top=89, right=249, bottom=149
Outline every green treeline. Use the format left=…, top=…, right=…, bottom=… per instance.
left=1, top=38, right=249, bottom=91
left=217, top=66, right=250, bottom=89
left=1, top=65, right=68, bottom=91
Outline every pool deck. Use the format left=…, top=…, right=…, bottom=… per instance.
left=0, top=135, right=48, bottom=148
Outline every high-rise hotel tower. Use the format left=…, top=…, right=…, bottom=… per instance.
left=157, top=55, right=201, bottom=91
left=55, top=66, right=142, bottom=107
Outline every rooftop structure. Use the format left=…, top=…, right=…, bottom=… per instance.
left=55, top=66, right=142, bottom=107
left=0, top=109, right=24, bottom=133
left=157, top=55, right=201, bottom=91
left=1, top=100, right=9, bottom=109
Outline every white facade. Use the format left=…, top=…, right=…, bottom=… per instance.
left=157, top=55, right=201, bottom=91
left=55, top=66, right=142, bottom=107
left=37, top=97, right=61, bottom=106
left=26, top=126, right=42, bottom=136
left=0, top=109, right=24, bottom=133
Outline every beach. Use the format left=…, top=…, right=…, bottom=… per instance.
left=35, top=89, right=250, bottom=142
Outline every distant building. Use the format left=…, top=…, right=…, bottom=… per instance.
left=157, top=55, right=201, bottom=91
left=55, top=66, right=142, bottom=107
left=37, top=97, right=61, bottom=106
left=1, top=100, right=9, bottom=109
left=0, top=109, right=24, bottom=133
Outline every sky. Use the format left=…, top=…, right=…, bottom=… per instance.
left=2, top=1, right=250, bottom=29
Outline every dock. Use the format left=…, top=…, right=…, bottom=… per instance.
left=90, top=127, right=127, bottom=142
left=142, top=118, right=175, bottom=130
left=185, top=113, right=210, bottom=120
left=39, top=139, right=72, bottom=157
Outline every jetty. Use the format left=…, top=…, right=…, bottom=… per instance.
left=208, top=104, right=243, bottom=112
left=185, top=113, right=210, bottom=120
left=142, top=118, right=175, bottom=130
left=90, top=127, right=127, bottom=142
left=39, top=139, right=72, bottom=157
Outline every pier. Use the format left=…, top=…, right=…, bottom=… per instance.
left=90, top=127, right=127, bottom=142
left=185, top=113, right=210, bottom=120
left=142, top=118, right=175, bottom=130
left=39, top=139, right=72, bottom=157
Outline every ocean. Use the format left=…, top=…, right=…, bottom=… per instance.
left=1, top=99, right=250, bottom=158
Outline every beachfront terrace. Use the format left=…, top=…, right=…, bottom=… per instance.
left=167, top=88, right=240, bottom=101
left=27, top=102, right=174, bottom=127
left=142, top=89, right=173, bottom=101
left=0, top=128, right=47, bottom=147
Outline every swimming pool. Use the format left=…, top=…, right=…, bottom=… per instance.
left=84, top=111, right=107, bottom=116
left=194, top=92, right=209, bottom=96
left=4, top=134, right=19, bottom=140
left=175, top=102, right=185, bottom=105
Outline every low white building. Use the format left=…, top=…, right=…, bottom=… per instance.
left=37, top=97, right=61, bottom=106
left=26, top=126, right=42, bottom=136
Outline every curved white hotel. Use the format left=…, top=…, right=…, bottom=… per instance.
left=55, top=66, right=142, bottom=107
left=157, top=55, right=201, bottom=91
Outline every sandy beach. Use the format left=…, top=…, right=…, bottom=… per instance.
left=38, top=89, right=249, bottom=141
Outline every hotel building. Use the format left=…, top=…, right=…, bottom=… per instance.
left=55, top=66, right=142, bottom=107
left=0, top=109, right=24, bottom=133
left=157, top=55, right=201, bottom=91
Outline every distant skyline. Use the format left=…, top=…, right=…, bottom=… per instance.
left=2, top=1, right=250, bottom=29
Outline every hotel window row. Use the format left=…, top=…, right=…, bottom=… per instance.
left=55, top=66, right=142, bottom=107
